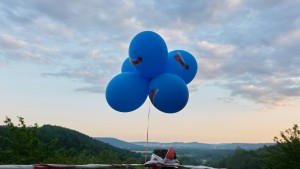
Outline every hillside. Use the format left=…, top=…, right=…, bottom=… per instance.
left=39, top=125, right=142, bottom=162
left=0, top=119, right=142, bottom=164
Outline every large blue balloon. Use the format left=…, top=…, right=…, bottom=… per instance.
left=163, top=50, right=197, bottom=84
left=129, top=31, right=168, bottom=78
left=106, top=72, right=149, bottom=112
left=148, top=73, right=189, bottom=113
left=121, top=57, right=136, bottom=73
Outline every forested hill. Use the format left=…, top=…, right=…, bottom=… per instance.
left=39, top=125, right=142, bottom=162
left=0, top=118, right=142, bottom=164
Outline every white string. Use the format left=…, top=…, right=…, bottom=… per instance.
left=145, top=100, right=151, bottom=163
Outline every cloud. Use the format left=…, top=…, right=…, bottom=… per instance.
left=42, top=63, right=117, bottom=93
left=0, top=34, right=54, bottom=63
left=0, top=34, right=27, bottom=49
left=1, top=0, right=300, bottom=106
left=218, top=97, right=235, bottom=104
left=75, top=86, right=105, bottom=93
left=198, top=41, right=236, bottom=57
left=224, top=76, right=300, bottom=106
left=89, top=49, right=101, bottom=58
left=276, top=28, right=300, bottom=45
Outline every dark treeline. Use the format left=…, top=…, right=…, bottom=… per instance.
left=176, top=148, right=234, bottom=165
left=206, top=124, right=300, bottom=169
left=161, top=124, right=300, bottom=169
left=0, top=116, right=299, bottom=169
left=0, top=116, right=143, bottom=164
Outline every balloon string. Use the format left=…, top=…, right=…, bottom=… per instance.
left=145, top=100, right=151, bottom=163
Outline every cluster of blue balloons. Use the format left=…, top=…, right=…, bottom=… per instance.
left=106, top=31, right=197, bottom=113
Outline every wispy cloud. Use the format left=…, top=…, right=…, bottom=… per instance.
left=1, top=0, right=300, bottom=107
left=0, top=34, right=27, bottom=48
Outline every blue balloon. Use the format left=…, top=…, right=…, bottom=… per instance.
left=106, top=72, right=150, bottom=112
left=121, top=57, right=136, bottom=73
left=149, top=73, right=189, bottom=113
left=129, top=31, right=168, bottom=78
left=163, top=50, right=197, bottom=84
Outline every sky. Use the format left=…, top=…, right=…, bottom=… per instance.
left=0, top=0, right=300, bottom=144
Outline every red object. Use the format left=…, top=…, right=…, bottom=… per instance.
left=34, top=164, right=75, bottom=169
left=174, top=54, right=189, bottom=70
left=165, top=147, right=175, bottom=160
left=130, top=57, right=143, bottom=65
left=149, top=89, right=157, bottom=104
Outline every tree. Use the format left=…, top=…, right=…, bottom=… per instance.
left=0, top=116, right=142, bottom=164
left=264, top=124, right=300, bottom=169
left=0, top=117, right=55, bottom=164
left=222, top=147, right=263, bottom=169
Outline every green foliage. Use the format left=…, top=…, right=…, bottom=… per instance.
left=38, top=124, right=141, bottom=164
left=264, top=124, right=300, bottom=169
left=0, top=116, right=142, bottom=164
left=175, top=148, right=234, bottom=165
left=220, top=147, right=264, bottom=169
left=2, top=116, right=298, bottom=169
left=210, top=124, right=300, bottom=169
left=0, top=117, right=55, bottom=164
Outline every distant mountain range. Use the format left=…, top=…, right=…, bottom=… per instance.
left=95, top=137, right=145, bottom=150
left=95, top=137, right=274, bottom=150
